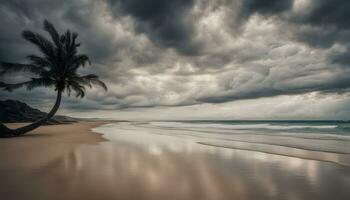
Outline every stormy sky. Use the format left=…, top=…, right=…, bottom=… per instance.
left=1, top=0, right=350, bottom=120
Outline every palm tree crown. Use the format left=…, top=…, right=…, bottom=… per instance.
left=0, top=20, right=107, bottom=137
left=0, top=19, right=107, bottom=97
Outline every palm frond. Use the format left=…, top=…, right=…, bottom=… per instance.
left=64, top=30, right=71, bottom=49
left=43, top=19, right=61, bottom=48
left=26, top=78, right=55, bottom=90
left=0, top=81, right=31, bottom=91
left=71, top=32, right=79, bottom=47
left=0, top=78, right=55, bottom=91
left=66, top=84, right=72, bottom=96
left=74, top=54, right=91, bottom=67
left=27, top=55, right=52, bottom=68
left=0, top=62, right=48, bottom=76
left=64, top=31, right=80, bottom=50
left=22, top=30, right=55, bottom=58
left=71, top=74, right=108, bottom=91
left=68, top=80, right=86, bottom=98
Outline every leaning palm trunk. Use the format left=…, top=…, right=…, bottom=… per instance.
left=0, top=90, right=62, bottom=137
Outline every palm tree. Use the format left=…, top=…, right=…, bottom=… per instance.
left=0, top=20, right=107, bottom=137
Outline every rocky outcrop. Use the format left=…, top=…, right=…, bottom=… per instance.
left=0, top=100, right=77, bottom=124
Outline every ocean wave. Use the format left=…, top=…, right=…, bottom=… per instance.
left=148, top=121, right=338, bottom=131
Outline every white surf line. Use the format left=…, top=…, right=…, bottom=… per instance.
left=135, top=123, right=350, bottom=142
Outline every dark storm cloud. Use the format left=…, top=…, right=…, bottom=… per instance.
left=241, top=0, right=293, bottom=16
left=223, top=0, right=350, bottom=66
left=292, top=0, right=350, bottom=28
left=237, top=0, right=350, bottom=30
left=2, top=0, right=350, bottom=116
left=242, top=0, right=350, bottom=65
left=106, top=0, right=201, bottom=55
left=290, top=0, right=350, bottom=65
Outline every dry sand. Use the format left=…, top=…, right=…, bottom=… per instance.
left=0, top=122, right=107, bottom=200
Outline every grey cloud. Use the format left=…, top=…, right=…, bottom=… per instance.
left=199, top=70, right=350, bottom=103
left=221, top=0, right=350, bottom=66
left=106, top=0, right=202, bottom=55
left=291, top=0, right=350, bottom=65
left=292, top=0, right=350, bottom=28
left=250, top=0, right=350, bottom=65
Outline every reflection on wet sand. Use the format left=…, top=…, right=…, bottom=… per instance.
left=27, top=140, right=350, bottom=200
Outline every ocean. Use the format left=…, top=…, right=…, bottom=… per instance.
left=146, top=120, right=350, bottom=136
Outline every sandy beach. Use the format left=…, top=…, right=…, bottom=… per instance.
left=0, top=122, right=106, bottom=200
left=1, top=121, right=350, bottom=200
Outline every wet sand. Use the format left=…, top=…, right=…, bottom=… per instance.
left=1, top=122, right=350, bottom=200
